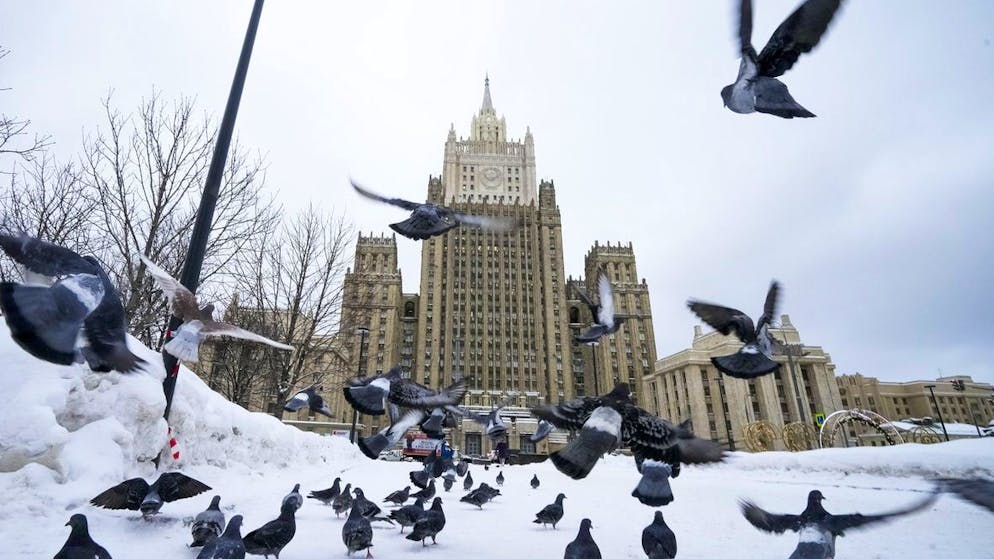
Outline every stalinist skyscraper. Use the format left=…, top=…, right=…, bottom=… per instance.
left=415, top=77, right=574, bottom=412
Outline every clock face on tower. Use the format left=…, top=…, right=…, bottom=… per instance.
left=481, top=167, right=501, bottom=189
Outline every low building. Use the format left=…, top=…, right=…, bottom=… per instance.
left=836, top=373, right=994, bottom=429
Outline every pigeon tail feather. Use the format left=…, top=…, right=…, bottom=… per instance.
left=632, top=460, right=675, bottom=507
left=711, top=351, right=780, bottom=379
left=164, top=326, right=202, bottom=361
left=358, top=433, right=390, bottom=460
left=343, top=384, right=388, bottom=415
left=550, top=428, right=618, bottom=480
left=0, top=283, right=82, bottom=365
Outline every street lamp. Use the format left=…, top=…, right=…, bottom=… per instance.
left=951, top=379, right=983, bottom=437
left=349, top=326, right=370, bottom=443
left=924, top=384, right=950, bottom=442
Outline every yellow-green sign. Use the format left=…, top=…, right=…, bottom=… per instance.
left=814, top=413, right=826, bottom=427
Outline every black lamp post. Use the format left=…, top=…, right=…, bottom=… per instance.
left=951, top=379, right=983, bottom=437
left=349, top=327, right=370, bottom=443
left=924, top=384, right=950, bottom=442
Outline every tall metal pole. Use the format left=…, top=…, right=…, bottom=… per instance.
left=349, top=327, right=369, bottom=443
left=777, top=332, right=809, bottom=424
left=587, top=341, right=600, bottom=396
left=157, top=0, right=265, bottom=466
left=924, top=384, right=950, bottom=442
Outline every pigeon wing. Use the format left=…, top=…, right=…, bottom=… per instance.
left=827, top=492, right=938, bottom=536
left=933, top=477, right=994, bottom=513
left=757, top=0, right=844, bottom=77
left=687, top=300, right=754, bottom=342
left=449, top=210, right=520, bottom=233
left=756, top=280, right=781, bottom=332
left=596, top=271, right=616, bottom=327
left=200, top=321, right=295, bottom=351
left=623, top=408, right=681, bottom=460
left=90, top=478, right=150, bottom=510
left=157, top=472, right=212, bottom=503
left=0, top=234, right=98, bottom=277
left=573, top=285, right=600, bottom=318
left=531, top=396, right=599, bottom=431
left=351, top=179, right=422, bottom=211
left=138, top=255, right=201, bottom=320
left=283, top=390, right=311, bottom=412
left=738, top=0, right=755, bottom=54
left=739, top=500, right=801, bottom=533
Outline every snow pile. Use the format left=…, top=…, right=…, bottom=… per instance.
left=0, top=321, right=352, bottom=485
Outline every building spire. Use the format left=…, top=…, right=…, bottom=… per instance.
left=481, top=73, right=495, bottom=114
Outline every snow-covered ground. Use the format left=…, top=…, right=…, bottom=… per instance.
left=1, top=325, right=992, bottom=558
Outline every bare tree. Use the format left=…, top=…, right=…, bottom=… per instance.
left=0, top=47, right=52, bottom=167
left=80, top=92, right=281, bottom=346
left=223, top=205, right=356, bottom=418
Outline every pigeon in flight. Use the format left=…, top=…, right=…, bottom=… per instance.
left=389, top=497, right=426, bottom=533
left=466, top=402, right=509, bottom=443
left=342, top=501, right=374, bottom=558
left=351, top=179, right=520, bottom=241
left=282, top=484, right=303, bottom=512
left=564, top=518, right=601, bottom=559
left=0, top=233, right=144, bottom=373
left=722, top=0, right=845, bottom=118
left=531, top=474, right=541, bottom=489
left=687, top=280, right=782, bottom=379
left=54, top=514, right=112, bottom=559
left=642, top=511, right=677, bottom=559
left=383, top=486, right=412, bottom=506
left=139, top=255, right=294, bottom=362
left=740, top=489, right=938, bottom=559
left=283, top=385, right=333, bottom=418
left=406, top=497, right=446, bottom=546
left=197, top=515, right=246, bottom=559
left=574, top=270, right=625, bottom=344
left=530, top=420, right=555, bottom=443
left=332, top=484, right=354, bottom=518
left=360, top=407, right=428, bottom=459
left=242, top=501, right=297, bottom=559
left=90, top=472, right=211, bottom=519
left=933, top=477, right=994, bottom=514
left=307, top=478, right=341, bottom=505
left=190, top=496, right=225, bottom=548
left=534, top=493, right=567, bottom=529
left=344, top=366, right=468, bottom=416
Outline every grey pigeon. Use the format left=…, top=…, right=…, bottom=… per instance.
left=283, top=385, right=332, bottom=418
left=456, top=461, right=469, bottom=477
left=342, top=501, right=374, bottom=558
left=0, top=234, right=144, bottom=373
left=531, top=474, right=540, bottom=489
left=574, top=270, right=625, bottom=344
left=741, top=489, right=938, bottom=559
left=389, top=497, right=426, bottom=533
left=352, top=179, right=520, bottom=240
left=688, top=280, right=782, bottom=379
left=352, top=488, right=394, bottom=524
left=307, top=477, right=341, bottom=505
left=442, top=477, right=454, bottom=492
left=534, top=493, right=566, bottom=529
left=140, top=255, right=294, bottom=362
left=463, top=472, right=474, bottom=491
left=54, top=514, right=112, bottom=559
left=282, top=484, right=303, bottom=512
left=197, top=515, right=246, bottom=559
left=460, top=490, right=491, bottom=510
left=564, top=518, right=601, bottom=559
left=344, top=366, right=467, bottom=416
left=642, top=511, right=677, bottom=559
left=383, top=486, right=411, bottom=506
left=722, top=0, right=845, bottom=118
left=360, top=407, right=428, bottom=459
left=411, top=480, right=436, bottom=502
left=406, top=497, right=446, bottom=546
left=90, top=472, right=210, bottom=519
left=933, top=477, right=994, bottom=514
left=530, top=420, right=555, bottom=443
left=632, top=460, right=675, bottom=507
left=496, top=471, right=505, bottom=487
left=332, top=484, right=354, bottom=518
left=467, top=403, right=509, bottom=443
left=242, top=501, right=296, bottom=559
left=191, top=495, right=226, bottom=547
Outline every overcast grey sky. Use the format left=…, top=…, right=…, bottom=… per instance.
left=3, top=1, right=993, bottom=384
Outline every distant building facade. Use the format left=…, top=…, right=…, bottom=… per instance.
left=836, top=373, right=994, bottom=428
left=645, top=315, right=842, bottom=450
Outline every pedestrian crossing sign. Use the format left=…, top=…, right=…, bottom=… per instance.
left=814, top=413, right=826, bottom=427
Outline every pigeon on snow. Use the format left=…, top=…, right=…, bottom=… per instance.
left=496, top=471, right=505, bottom=487
left=197, top=515, right=246, bottom=559
left=90, top=472, right=211, bottom=519
left=534, top=493, right=567, bottom=529
left=352, top=488, right=394, bottom=523
left=343, top=366, right=468, bottom=416
left=307, top=477, right=341, bottom=505
left=242, top=501, right=296, bottom=559
left=456, top=460, right=469, bottom=478
left=342, top=501, right=374, bottom=558
left=722, top=0, right=845, bottom=118
left=531, top=474, right=541, bottom=489
left=574, top=270, right=625, bottom=344
left=283, top=385, right=332, bottom=418
left=0, top=233, right=144, bottom=373
left=442, top=477, right=454, bottom=492
left=740, top=489, right=938, bottom=559
left=642, top=511, right=677, bottom=559
left=932, top=477, right=994, bottom=514
left=388, top=497, right=426, bottom=533
left=139, top=255, right=294, bottom=362
left=55, top=514, right=112, bottom=559
left=383, top=486, right=412, bottom=506
left=463, top=471, right=474, bottom=491
left=460, top=490, right=492, bottom=509
left=190, top=495, right=226, bottom=548
left=687, top=280, right=782, bottom=379
left=564, top=518, right=601, bottom=559
left=406, top=497, right=446, bottom=546
left=411, top=480, right=436, bottom=502
left=332, top=484, right=354, bottom=518
left=282, top=484, right=303, bottom=512
left=351, top=179, right=520, bottom=241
